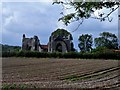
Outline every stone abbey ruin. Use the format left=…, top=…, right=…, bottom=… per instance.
left=22, top=29, right=74, bottom=53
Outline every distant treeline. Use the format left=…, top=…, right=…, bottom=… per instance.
left=0, top=44, right=21, bottom=52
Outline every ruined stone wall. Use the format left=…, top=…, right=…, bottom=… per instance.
left=48, top=35, right=72, bottom=53
left=22, top=34, right=41, bottom=52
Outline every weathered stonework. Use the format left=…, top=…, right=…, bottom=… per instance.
left=22, top=29, right=74, bottom=53
left=22, top=34, right=47, bottom=52
left=48, top=29, right=73, bottom=53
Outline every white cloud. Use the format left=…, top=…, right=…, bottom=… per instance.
left=57, top=21, right=67, bottom=30
left=1, top=2, right=118, bottom=50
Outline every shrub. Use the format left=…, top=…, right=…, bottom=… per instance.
left=63, top=52, right=80, bottom=58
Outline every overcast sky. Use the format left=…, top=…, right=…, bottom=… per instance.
left=1, top=1, right=118, bottom=51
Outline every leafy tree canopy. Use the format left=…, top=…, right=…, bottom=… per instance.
left=51, top=28, right=73, bottom=40
left=91, top=46, right=108, bottom=53
left=2, top=44, right=21, bottom=52
left=94, top=32, right=118, bottom=49
left=53, top=0, right=119, bottom=27
left=78, top=34, right=93, bottom=52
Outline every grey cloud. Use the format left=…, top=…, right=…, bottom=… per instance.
left=2, top=2, right=62, bottom=45
left=2, top=2, right=118, bottom=50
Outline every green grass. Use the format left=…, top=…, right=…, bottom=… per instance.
left=64, top=66, right=120, bottom=81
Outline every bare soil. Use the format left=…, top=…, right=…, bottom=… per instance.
left=2, top=58, right=120, bottom=89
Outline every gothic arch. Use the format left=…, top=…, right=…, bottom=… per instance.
left=56, top=43, right=62, bottom=52
left=55, top=41, right=68, bottom=53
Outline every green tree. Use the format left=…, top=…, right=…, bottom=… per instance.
left=53, top=0, right=119, bottom=26
left=51, top=28, right=73, bottom=40
left=78, top=34, right=93, bottom=52
left=94, top=32, right=118, bottom=49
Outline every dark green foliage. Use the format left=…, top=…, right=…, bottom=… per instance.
left=53, top=1, right=120, bottom=25
left=94, top=32, right=118, bottom=49
left=2, top=44, right=21, bottom=52
left=51, top=28, right=73, bottom=40
left=78, top=34, right=93, bottom=52
left=2, top=50, right=120, bottom=60
left=2, top=52, right=17, bottom=57
left=49, top=52, right=63, bottom=58
left=63, top=52, right=80, bottom=58
left=91, top=46, right=108, bottom=53
left=16, top=51, right=49, bottom=58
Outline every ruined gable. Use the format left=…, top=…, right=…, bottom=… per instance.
left=48, top=29, right=74, bottom=53
left=22, top=34, right=41, bottom=52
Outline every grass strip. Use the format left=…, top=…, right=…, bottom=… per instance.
left=64, top=66, right=120, bottom=81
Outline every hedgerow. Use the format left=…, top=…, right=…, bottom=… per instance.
left=2, top=50, right=120, bottom=60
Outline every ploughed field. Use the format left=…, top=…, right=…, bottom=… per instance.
left=2, top=58, right=120, bottom=89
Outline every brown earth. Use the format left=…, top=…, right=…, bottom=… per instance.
left=2, top=58, right=120, bottom=89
